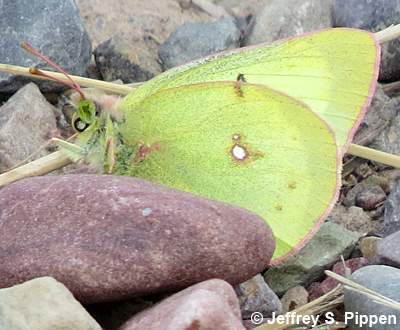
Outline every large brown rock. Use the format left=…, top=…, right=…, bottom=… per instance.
left=118, top=279, right=245, bottom=330
left=0, top=175, right=274, bottom=303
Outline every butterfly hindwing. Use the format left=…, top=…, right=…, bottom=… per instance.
left=117, top=81, right=340, bottom=262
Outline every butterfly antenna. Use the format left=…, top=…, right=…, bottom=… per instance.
left=20, top=42, right=85, bottom=99
left=28, top=67, right=83, bottom=95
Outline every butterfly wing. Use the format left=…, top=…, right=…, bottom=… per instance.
left=117, top=82, right=340, bottom=263
left=122, top=28, right=379, bottom=153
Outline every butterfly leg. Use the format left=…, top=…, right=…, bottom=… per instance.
left=105, top=137, right=115, bottom=174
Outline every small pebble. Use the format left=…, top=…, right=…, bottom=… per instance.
left=360, top=236, right=381, bottom=262
left=280, top=286, right=308, bottom=313
left=355, top=185, right=386, bottom=210
left=235, top=274, right=282, bottom=319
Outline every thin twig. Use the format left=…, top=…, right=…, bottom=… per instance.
left=0, top=151, right=72, bottom=188
left=375, top=24, right=400, bottom=43
left=0, top=64, right=136, bottom=95
left=347, top=144, right=400, bottom=168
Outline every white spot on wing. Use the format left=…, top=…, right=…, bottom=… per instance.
left=232, top=144, right=247, bottom=160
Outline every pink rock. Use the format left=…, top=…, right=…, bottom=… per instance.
left=309, top=258, right=369, bottom=300
left=118, top=279, right=246, bottom=330
left=0, top=175, right=274, bottom=304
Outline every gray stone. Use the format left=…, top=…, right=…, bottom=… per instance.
left=0, top=0, right=92, bottom=93
left=328, top=205, right=375, bottom=235
left=333, top=0, right=400, bottom=81
left=0, top=175, right=275, bottom=304
left=353, top=85, right=397, bottom=146
left=355, top=185, right=386, bottom=210
left=0, top=83, right=57, bottom=172
left=370, top=108, right=400, bottom=157
left=0, top=277, right=101, bottom=330
left=380, top=169, right=400, bottom=192
left=244, top=0, right=333, bottom=46
left=377, top=231, right=400, bottom=267
left=94, top=36, right=154, bottom=83
left=382, top=181, right=400, bottom=236
left=264, top=222, right=361, bottom=296
left=159, top=18, right=241, bottom=70
left=344, top=265, right=400, bottom=330
left=235, top=274, right=282, bottom=319
left=118, top=279, right=245, bottom=330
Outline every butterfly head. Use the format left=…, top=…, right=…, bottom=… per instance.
left=21, top=42, right=123, bottom=172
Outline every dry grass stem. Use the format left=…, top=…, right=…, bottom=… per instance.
left=0, top=150, right=72, bottom=188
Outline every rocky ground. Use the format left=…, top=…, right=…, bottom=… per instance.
left=1, top=0, right=400, bottom=329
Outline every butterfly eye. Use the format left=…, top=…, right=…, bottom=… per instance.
left=71, top=113, right=89, bottom=132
